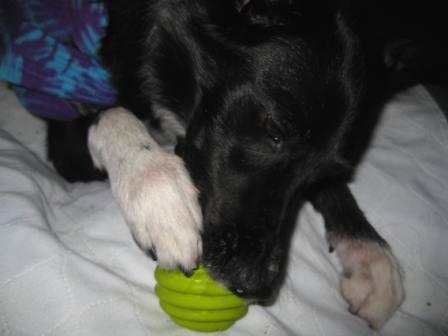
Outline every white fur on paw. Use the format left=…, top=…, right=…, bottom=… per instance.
left=333, top=239, right=404, bottom=330
left=120, top=150, right=202, bottom=271
left=88, top=107, right=202, bottom=272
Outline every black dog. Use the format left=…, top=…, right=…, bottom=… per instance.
left=47, top=0, right=409, bottom=329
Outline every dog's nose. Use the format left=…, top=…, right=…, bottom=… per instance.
left=229, top=282, right=274, bottom=301
left=224, top=264, right=279, bottom=301
left=202, top=223, right=285, bottom=302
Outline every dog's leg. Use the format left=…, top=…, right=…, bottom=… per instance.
left=310, top=184, right=404, bottom=329
left=88, top=107, right=202, bottom=272
left=47, top=116, right=107, bottom=182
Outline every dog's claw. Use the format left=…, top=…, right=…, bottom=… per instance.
left=147, top=247, right=158, bottom=261
left=179, top=265, right=194, bottom=277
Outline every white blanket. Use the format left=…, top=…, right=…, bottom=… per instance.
left=0, top=82, right=447, bottom=336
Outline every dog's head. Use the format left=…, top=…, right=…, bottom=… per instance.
left=180, top=1, right=365, bottom=301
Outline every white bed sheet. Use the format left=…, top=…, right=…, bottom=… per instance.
left=0, top=82, right=447, bottom=336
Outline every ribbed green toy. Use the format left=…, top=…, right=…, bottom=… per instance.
left=154, top=266, right=248, bottom=332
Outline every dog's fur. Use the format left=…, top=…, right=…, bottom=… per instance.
left=44, top=0, right=444, bottom=329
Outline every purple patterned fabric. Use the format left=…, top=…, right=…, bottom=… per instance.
left=0, top=0, right=117, bottom=120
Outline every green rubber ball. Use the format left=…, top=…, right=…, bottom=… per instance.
left=154, top=265, right=248, bottom=332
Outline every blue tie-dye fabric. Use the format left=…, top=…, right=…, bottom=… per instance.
left=0, top=0, right=117, bottom=120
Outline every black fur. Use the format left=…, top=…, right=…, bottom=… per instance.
left=47, top=115, right=107, bottom=183
left=47, top=0, right=445, bottom=300
left=101, top=0, right=376, bottom=300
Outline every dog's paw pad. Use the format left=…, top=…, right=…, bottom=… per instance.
left=333, top=239, right=404, bottom=329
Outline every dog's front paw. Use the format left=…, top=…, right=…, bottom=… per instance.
left=332, top=238, right=404, bottom=329
left=117, top=150, right=202, bottom=273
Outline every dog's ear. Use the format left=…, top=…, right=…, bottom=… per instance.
left=237, top=0, right=342, bottom=28
left=237, top=0, right=296, bottom=26
left=235, top=0, right=251, bottom=12
left=235, top=0, right=296, bottom=12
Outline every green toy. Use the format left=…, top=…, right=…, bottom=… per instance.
left=154, top=265, right=248, bottom=332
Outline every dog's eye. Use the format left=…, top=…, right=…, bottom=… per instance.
left=264, top=114, right=283, bottom=145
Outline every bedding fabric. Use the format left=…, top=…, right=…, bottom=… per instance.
left=0, top=82, right=447, bottom=336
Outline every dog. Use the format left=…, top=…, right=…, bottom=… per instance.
left=46, top=0, right=408, bottom=329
